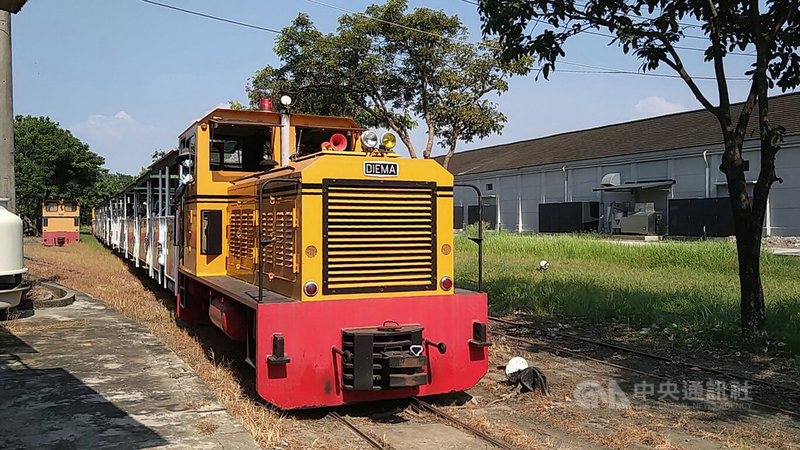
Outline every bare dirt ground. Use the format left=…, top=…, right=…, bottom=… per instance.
left=763, top=236, right=800, bottom=249
left=448, top=318, right=800, bottom=449
left=16, top=237, right=800, bottom=449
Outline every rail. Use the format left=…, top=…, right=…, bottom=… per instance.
left=328, top=411, right=387, bottom=449
left=489, top=316, right=800, bottom=419
left=410, top=398, right=513, bottom=449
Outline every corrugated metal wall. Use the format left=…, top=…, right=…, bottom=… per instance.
left=453, top=138, right=800, bottom=236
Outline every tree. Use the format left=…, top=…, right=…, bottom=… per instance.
left=14, top=115, right=135, bottom=225
left=249, top=1, right=527, bottom=160
left=432, top=40, right=530, bottom=167
left=89, top=172, right=136, bottom=212
left=151, top=149, right=169, bottom=162
left=477, top=0, right=800, bottom=336
left=14, top=115, right=106, bottom=224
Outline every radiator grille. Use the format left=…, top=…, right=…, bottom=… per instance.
left=229, top=209, right=255, bottom=259
left=323, top=180, right=436, bottom=294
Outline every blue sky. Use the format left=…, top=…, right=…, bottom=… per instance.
left=11, top=0, right=786, bottom=174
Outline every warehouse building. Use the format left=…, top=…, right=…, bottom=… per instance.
left=446, top=92, right=800, bottom=237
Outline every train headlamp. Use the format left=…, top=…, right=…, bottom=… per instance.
left=361, top=130, right=379, bottom=149
left=380, top=132, right=397, bottom=150
left=280, top=95, right=292, bottom=107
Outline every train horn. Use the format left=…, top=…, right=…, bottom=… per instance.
left=330, top=133, right=348, bottom=151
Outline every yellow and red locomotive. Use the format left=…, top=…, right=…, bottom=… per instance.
left=42, top=199, right=80, bottom=246
left=93, top=102, right=488, bottom=409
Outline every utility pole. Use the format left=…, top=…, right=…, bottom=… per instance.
left=0, top=10, right=14, bottom=212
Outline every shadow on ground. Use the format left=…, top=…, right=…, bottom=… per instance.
left=0, top=326, right=168, bottom=449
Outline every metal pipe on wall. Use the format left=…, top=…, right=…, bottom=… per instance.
left=702, top=150, right=710, bottom=198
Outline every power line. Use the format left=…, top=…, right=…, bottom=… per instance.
left=558, top=60, right=749, bottom=80
left=580, top=29, right=755, bottom=56
left=304, top=0, right=472, bottom=45
left=137, top=0, right=281, bottom=34
left=459, top=0, right=710, bottom=38
left=138, top=0, right=751, bottom=83
left=305, top=0, right=750, bottom=81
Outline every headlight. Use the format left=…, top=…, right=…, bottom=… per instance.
left=361, top=130, right=378, bottom=149
left=380, top=132, right=397, bottom=150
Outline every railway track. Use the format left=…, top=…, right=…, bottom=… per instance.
left=410, top=398, right=514, bottom=449
left=329, top=411, right=387, bottom=449
left=489, top=316, right=800, bottom=395
left=328, top=398, right=515, bottom=449
left=489, top=315, right=800, bottom=418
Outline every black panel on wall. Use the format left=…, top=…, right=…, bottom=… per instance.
left=453, top=206, right=464, bottom=229
left=668, top=198, right=735, bottom=237
left=539, top=202, right=599, bottom=233
left=466, top=205, right=497, bottom=229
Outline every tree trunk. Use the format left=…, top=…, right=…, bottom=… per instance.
left=398, top=130, right=417, bottom=159
left=723, top=134, right=768, bottom=337
left=734, top=218, right=767, bottom=336
left=441, top=129, right=459, bottom=169
left=421, top=73, right=435, bottom=159
left=442, top=144, right=456, bottom=169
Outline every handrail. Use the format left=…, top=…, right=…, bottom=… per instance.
left=257, top=178, right=300, bottom=303
left=454, top=184, right=484, bottom=292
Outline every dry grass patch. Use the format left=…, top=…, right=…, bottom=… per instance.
left=3, top=319, right=88, bottom=333
left=192, top=418, right=220, bottom=435
left=23, top=237, right=288, bottom=448
left=463, top=415, right=545, bottom=450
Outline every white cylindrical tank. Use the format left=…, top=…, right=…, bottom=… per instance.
left=0, top=204, right=27, bottom=310
left=0, top=204, right=26, bottom=277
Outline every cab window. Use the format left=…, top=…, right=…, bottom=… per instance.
left=63, top=202, right=76, bottom=212
left=45, top=201, right=58, bottom=212
left=209, top=123, right=273, bottom=172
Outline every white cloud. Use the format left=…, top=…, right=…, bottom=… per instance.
left=70, top=111, right=174, bottom=174
left=633, top=96, right=687, bottom=117
left=113, top=110, right=133, bottom=121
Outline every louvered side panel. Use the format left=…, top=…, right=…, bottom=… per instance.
left=228, top=208, right=255, bottom=271
left=261, top=198, right=297, bottom=282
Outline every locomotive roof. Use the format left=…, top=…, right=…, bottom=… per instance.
left=180, top=108, right=361, bottom=137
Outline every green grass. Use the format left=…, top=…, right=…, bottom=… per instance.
left=79, top=229, right=105, bottom=251
left=455, top=232, right=800, bottom=355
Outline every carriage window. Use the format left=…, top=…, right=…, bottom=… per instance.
left=63, top=202, right=76, bottom=212
left=45, top=201, right=58, bottom=212
left=295, top=128, right=353, bottom=157
left=209, top=123, right=273, bottom=171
